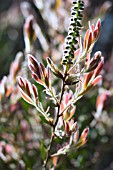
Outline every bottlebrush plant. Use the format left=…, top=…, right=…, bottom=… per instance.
left=18, top=0, right=104, bottom=169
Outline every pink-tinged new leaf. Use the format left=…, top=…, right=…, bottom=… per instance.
left=98, top=19, right=101, bottom=27
left=32, top=84, right=38, bottom=99
left=85, top=53, right=90, bottom=67
left=96, top=19, right=101, bottom=31
left=60, top=101, right=65, bottom=112
left=84, top=29, right=90, bottom=50
left=80, top=127, right=89, bottom=141
left=9, top=52, right=22, bottom=81
left=90, top=24, right=95, bottom=32
left=52, top=156, right=58, bottom=167
left=91, top=75, right=102, bottom=86
left=86, top=51, right=102, bottom=72
left=24, top=15, right=36, bottom=43
left=28, top=63, right=36, bottom=73
left=73, top=130, right=79, bottom=143
left=18, top=77, right=35, bottom=105
left=28, top=54, right=37, bottom=67
left=63, top=107, right=76, bottom=122
left=47, top=57, right=63, bottom=79
left=83, top=136, right=88, bottom=143
left=25, top=81, right=31, bottom=98
left=70, top=121, right=77, bottom=132
left=35, top=63, right=41, bottom=79
left=69, top=107, right=76, bottom=120
left=18, top=76, right=25, bottom=88
left=28, top=54, right=42, bottom=79
left=94, top=19, right=101, bottom=39
left=45, top=75, right=49, bottom=87
left=84, top=19, right=101, bottom=52
left=32, top=73, right=45, bottom=86
left=74, top=48, right=80, bottom=60
left=84, top=72, right=94, bottom=88
left=20, top=91, right=34, bottom=105
left=94, top=57, right=104, bottom=77
left=69, top=119, right=74, bottom=128
left=94, top=29, right=99, bottom=39
left=96, top=90, right=110, bottom=111
left=85, top=31, right=93, bottom=52
left=87, top=32, right=93, bottom=51
left=80, top=136, right=88, bottom=146
left=64, top=122, right=70, bottom=135
left=64, top=91, right=72, bottom=105
left=6, top=87, right=13, bottom=98
left=40, top=63, right=47, bottom=78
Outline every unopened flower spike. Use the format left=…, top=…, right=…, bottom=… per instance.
left=62, top=0, right=84, bottom=65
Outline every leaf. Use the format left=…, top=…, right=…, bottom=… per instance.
left=40, top=143, right=46, bottom=161
left=84, top=29, right=90, bottom=50
left=73, top=130, right=79, bottom=143
left=84, top=72, right=94, bottom=89
left=53, top=156, right=58, bottom=167
left=32, top=84, right=38, bottom=99
left=20, top=91, right=34, bottom=105
left=94, top=57, right=104, bottom=77
left=28, top=54, right=41, bottom=79
left=39, top=114, right=49, bottom=125
left=32, top=73, right=45, bottom=87
left=40, top=63, right=47, bottom=78
left=74, top=48, right=80, bottom=60
left=80, top=127, right=89, bottom=140
left=85, top=51, right=102, bottom=73
left=86, top=31, right=92, bottom=51
left=65, top=74, right=79, bottom=85
left=91, top=75, right=102, bottom=86
left=47, top=58, right=63, bottom=79
left=6, top=87, right=13, bottom=97
left=63, top=106, right=76, bottom=121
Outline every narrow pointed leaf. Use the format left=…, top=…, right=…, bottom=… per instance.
left=20, top=91, right=34, bottom=105
left=47, top=58, right=63, bottom=79
left=91, top=75, right=102, bottom=86
left=32, top=73, right=45, bottom=87
left=40, top=143, right=46, bottom=161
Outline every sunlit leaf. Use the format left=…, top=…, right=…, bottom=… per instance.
left=40, top=143, right=46, bottom=161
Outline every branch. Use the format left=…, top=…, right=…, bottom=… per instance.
left=44, top=79, right=65, bottom=168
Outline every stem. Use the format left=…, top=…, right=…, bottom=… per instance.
left=54, top=80, right=65, bottom=128
left=35, top=104, right=49, bottom=122
left=44, top=133, right=54, bottom=169
left=49, top=87, right=58, bottom=105
left=44, top=79, right=65, bottom=169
